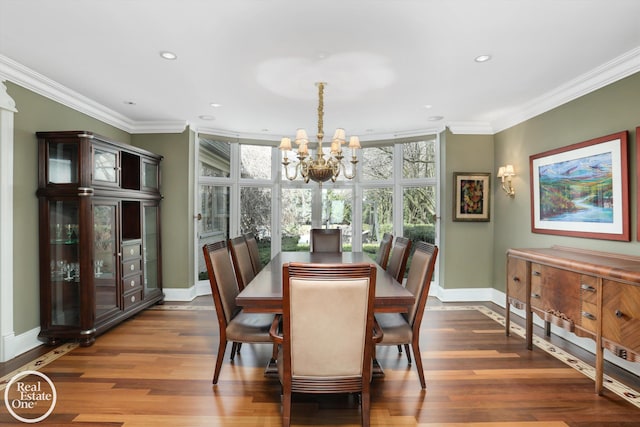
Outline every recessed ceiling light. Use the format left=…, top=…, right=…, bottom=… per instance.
left=423, top=104, right=433, bottom=109
left=160, top=51, right=177, bottom=60
left=199, top=115, right=215, bottom=121
left=427, top=116, right=444, bottom=121
left=474, top=54, right=492, bottom=63
left=209, top=103, right=222, bottom=108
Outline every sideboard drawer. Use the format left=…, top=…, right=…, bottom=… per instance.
left=507, top=257, right=527, bottom=305
left=602, top=280, right=640, bottom=356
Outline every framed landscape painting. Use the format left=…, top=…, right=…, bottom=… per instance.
left=453, top=172, right=490, bottom=222
left=529, top=131, right=629, bottom=241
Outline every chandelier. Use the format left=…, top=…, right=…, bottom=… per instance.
left=278, top=82, right=360, bottom=184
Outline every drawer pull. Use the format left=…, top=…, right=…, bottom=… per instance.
left=130, top=280, right=135, bottom=287
left=580, top=284, right=596, bottom=292
left=130, top=264, right=135, bottom=271
left=129, top=248, right=135, bottom=255
left=615, top=310, right=624, bottom=318
left=582, top=311, right=596, bottom=320
left=130, top=295, right=136, bottom=303
left=531, top=293, right=540, bottom=299
left=532, top=271, right=541, bottom=276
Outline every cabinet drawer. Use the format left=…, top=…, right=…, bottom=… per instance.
left=602, top=280, right=640, bottom=355
left=123, top=290, right=143, bottom=309
left=122, top=242, right=141, bottom=260
left=507, top=257, right=527, bottom=304
left=580, top=301, right=598, bottom=332
left=580, top=275, right=599, bottom=304
left=122, top=274, right=142, bottom=292
left=122, top=259, right=141, bottom=276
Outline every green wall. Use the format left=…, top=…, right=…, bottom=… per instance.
left=441, top=131, right=496, bottom=290
left=492, top=72, right=640, bottom=292
left=8, top=82, right=131, bottom=334
left=132, top=132, right=193, bottom=290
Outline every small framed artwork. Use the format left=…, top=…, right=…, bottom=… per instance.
left=530, top=130, right=629, bottom=241
left=453, top=172, right=491, bottom=222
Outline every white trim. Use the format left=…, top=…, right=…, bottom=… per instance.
left=492, top=46, right=640, bottom=133
left=163, top=281, right=211, bottom=302
left=0, top=80, right=16, bottom=362
left=3, top=46, right=640, bottom=137
left=447, top=122, right=494, bottom=135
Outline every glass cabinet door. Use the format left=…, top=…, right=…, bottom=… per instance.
left=142, top=159, right=159, bottom=191
left=47, top=140, right=79, bottom=184
left=93, top=201, right=119, bottom=320
left=49, top=200, right=80, bottom=326
left=92, top=144, right=119, bottom=187
left=143, top=203, right=159, bottom=292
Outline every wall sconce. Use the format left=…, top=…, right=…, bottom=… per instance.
left=497, top=164, right=516, bottom=197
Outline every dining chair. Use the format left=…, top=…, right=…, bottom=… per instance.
left=309, top=228, right=342, bottom=253
left=202, top=241, right=276, bottom=384
left=375, top=233, right=393, bottom=269
left=228, top=235, right=255, bottom=291
left=386, top=236, right=412, bottom=283
left=375, top=241, right=438, bottom=389
left=269, top=262, right=382, bottom=427
left=243, top=233, right=263, bottom=275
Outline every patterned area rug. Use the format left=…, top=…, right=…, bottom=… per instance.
left=3, top=304, right=639, bottom=409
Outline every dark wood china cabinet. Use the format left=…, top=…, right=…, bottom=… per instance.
left=36, top=131, right=163, bottom=346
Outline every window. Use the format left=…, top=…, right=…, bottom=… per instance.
left=195, top=134, right=439, bottom=283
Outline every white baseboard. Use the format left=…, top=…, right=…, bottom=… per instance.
left=2, top=327, right=42, bottom=362
left=162, top=281, right=211, bottom=302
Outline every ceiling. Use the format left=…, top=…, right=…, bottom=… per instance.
left=1, top=0, right=640, bottom=141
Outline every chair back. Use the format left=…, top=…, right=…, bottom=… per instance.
left=281, top=262, right=377, bottom=381
left=375, top=233, right=393, bottom=269
left=386, top=236, right=412, bottom=283
left=202, top=241, right=240, bottom=325
left=403, top=241, right=438, bottom=328
left=310, top=228, right=342, bottom=253
left=228, top=236, right=255, bottom=290
left=243, top=233, right=263, bottom=275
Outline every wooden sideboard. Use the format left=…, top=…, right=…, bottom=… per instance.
left=505, top=245, right=640, bottom=394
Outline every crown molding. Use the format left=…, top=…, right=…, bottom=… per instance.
left=3, top=46, right=639, bottom=137
left=0, top=54, right=186, bottom=134
left=491, top=46, right=640, bottom=133
left=447, top=122, right=494, bottom=135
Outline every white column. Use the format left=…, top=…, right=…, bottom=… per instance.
left=0, top=80, right=17, bottom=362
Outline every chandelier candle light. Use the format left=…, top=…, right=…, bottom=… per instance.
left=279, top=82, right=360, bottom=184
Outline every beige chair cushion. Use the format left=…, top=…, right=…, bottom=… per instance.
left=230, top=239, right=255, bottom=288
left=226, top=311, right=274, bottom=342
left=210, top=247, right=240, bottom=323
left=404, top=248, right=430, bottom=324
left=375, top=312, right=412, bottom=344
left=289, top=277, right=369, bottom=377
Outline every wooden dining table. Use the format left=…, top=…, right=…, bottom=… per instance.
left=235, top=251, right=415, bottom=313
left=235, top=251, right=415, bottom=377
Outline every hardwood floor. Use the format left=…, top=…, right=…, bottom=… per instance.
left=1, top=298, right=639, bottom=426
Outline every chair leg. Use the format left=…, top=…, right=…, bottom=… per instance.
left=230, top=342, right=239, bottom=361
left=404, top=343, right=412, bottom=364
left=282, top=387, right=291, bottom=427
left=271, top=342, right=278, bottom=362
left=213, top=339, right=228, bottom=384
left=411, top=338, right=426, bottom=389
left=361, top=390, right=371, bottom=427
left=397, top=344, right=402, bottom=353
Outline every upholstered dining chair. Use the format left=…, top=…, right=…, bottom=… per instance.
left=228, top=236, right=255, bottom=291
left=309, top=228, right=342, bottom=252
left=375, top=233, right=393, bottom=269
left=269, top=262, right=382, bottom=427
left=375, top=241, right=438, bottom=389
left=243, top=233, right=263, bottom=275
left=385, top=236, right=412, bottom=284
left=202, top=241, right=276, bottom=384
